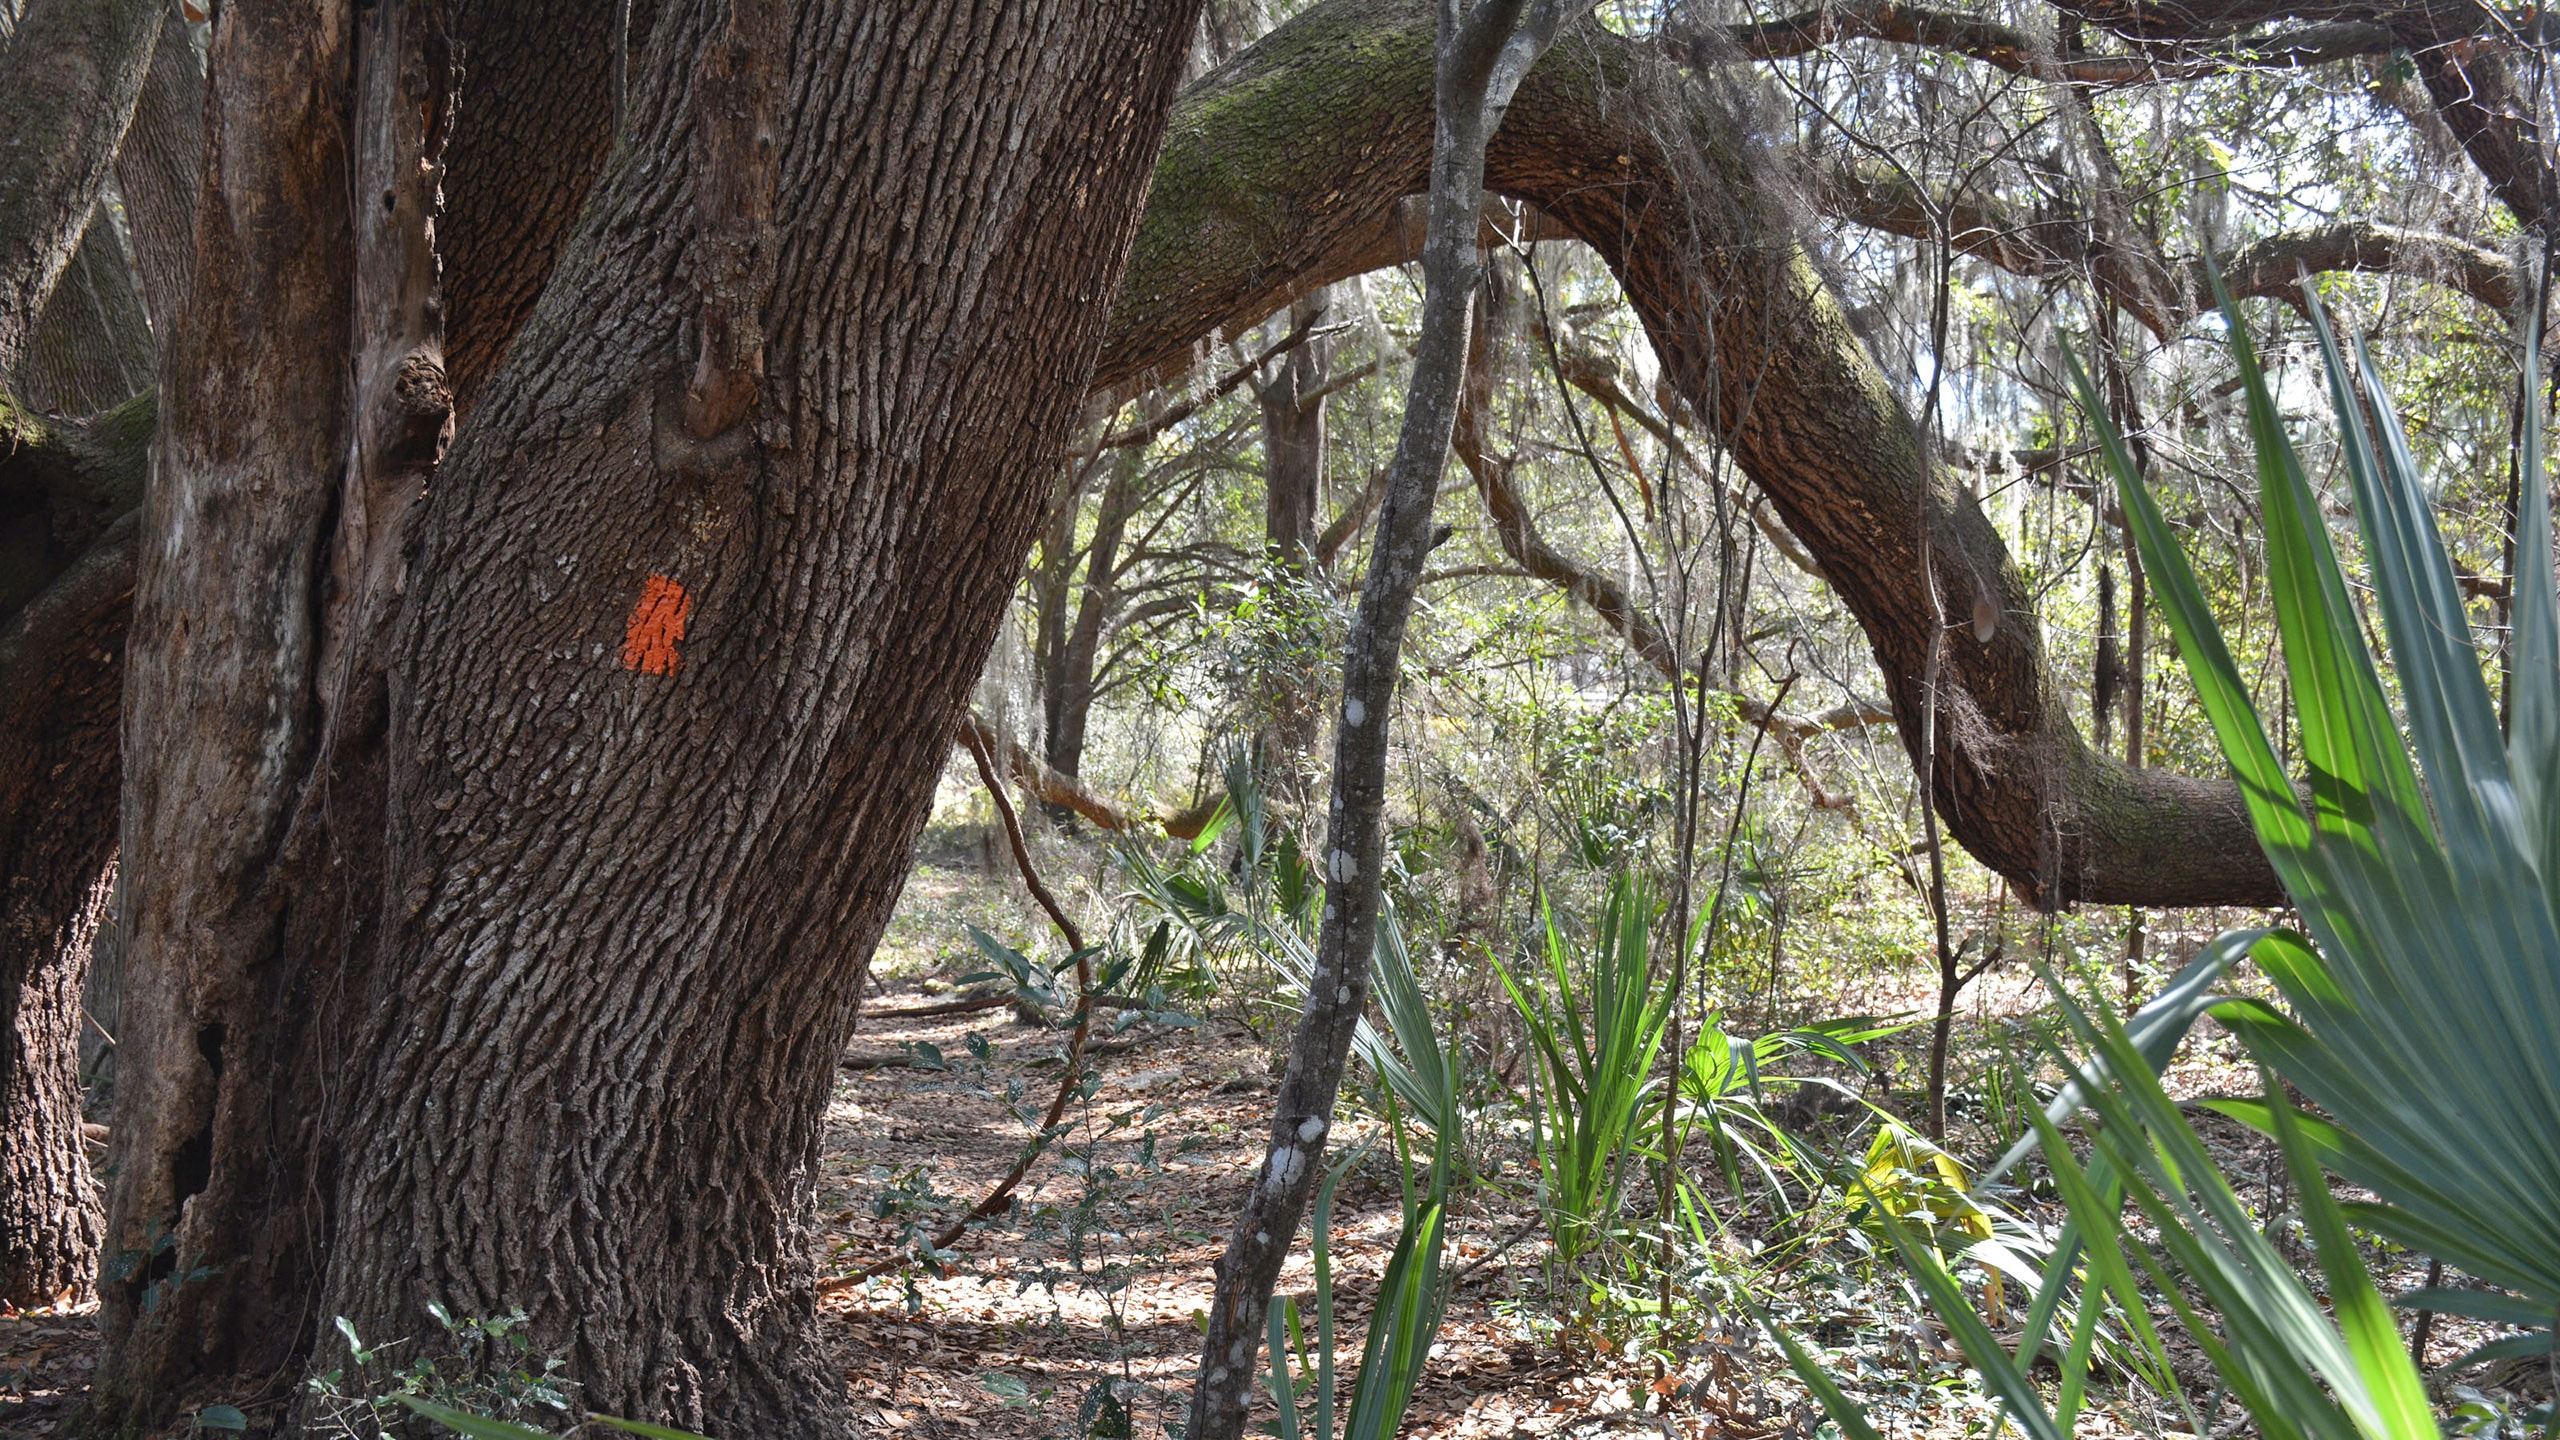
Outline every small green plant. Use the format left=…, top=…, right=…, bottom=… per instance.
left=1263, top=912, right=1465, bottom=1440
left=303, top=1306, right=576, bottom=1439
left=396, top=1395, right=709, bottom=1440
left=1111, top=746, right=1323, bottom=1013
left=1495, top=872, right=1671, bottom=1282
left=1851, top=1124, right=1993, bottom=1259
left=1673, top=1009, right=1900, bottom=1213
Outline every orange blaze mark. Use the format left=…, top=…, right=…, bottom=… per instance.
left=621, top=574, right=692, bottom=675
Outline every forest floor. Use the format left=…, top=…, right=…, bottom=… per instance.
left=5, top=851, right=2543, bottom=1440
left=804, top=861, right=2187, bottom=1440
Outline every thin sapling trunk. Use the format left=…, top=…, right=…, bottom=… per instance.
left=1185, top=6, right=1588, bottom=1439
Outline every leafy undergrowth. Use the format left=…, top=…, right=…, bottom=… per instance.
left=4, top=860, right=2540, bottom=1439
left=816, top=862, right=2544, bottom=1440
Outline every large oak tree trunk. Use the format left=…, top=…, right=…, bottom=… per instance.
left=98, top=0, right=1204, bottom=1430
left=316, top=4, right=1203, bottom=1424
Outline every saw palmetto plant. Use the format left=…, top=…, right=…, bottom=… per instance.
left=1783, top=277, right=2560, bottom=1440
left=1494, top=873, right=1672, bottom=1282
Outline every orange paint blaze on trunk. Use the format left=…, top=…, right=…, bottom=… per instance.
left=621, top=574, right=692, bottom=674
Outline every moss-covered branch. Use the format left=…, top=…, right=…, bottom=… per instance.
left=1103, top=0, right=2280, bottom=907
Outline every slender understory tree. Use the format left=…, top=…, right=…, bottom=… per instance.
left=1184, top=4, right=1593, bottom=1437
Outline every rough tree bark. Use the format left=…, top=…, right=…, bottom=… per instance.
left=0, top=520, right=130, bottom=1310
left=111, top=3, right=205, bottom=336
left=1187, top=5, right=1584, bottom=1437
left=17, top=206, right=153, bottom=418
left=0, top=383, right=147, bottom=1309
left=1097, top=0, right=2281, bottom=907
left=437, top=0, right=626, bottom=413
left=0, top=0, right=165, bottom=382
left=98, top=0, right=1206, bottom=1431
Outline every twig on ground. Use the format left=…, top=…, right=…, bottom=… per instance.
left=859, top=990, right=1159, bottom=1025
left=837, top=1030, right=1161, bottom=1073
left=827, top=723, right=1099, bottom=1287
left=1450, top=1217, right=1544, bottom=1285
left=859, top=992, right=1014, bottom=1022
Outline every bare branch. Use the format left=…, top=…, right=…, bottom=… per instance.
left=1813, top=156, right=2520, bottom=322
left=955, top=712, right=1223, bottom=839
left=1683, top=2, right=2395, bottom=83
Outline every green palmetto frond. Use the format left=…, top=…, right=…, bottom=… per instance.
left=1780, top=278, right=2559, bottom=1440
left=2086, top=276, right=2560, bottom=1338
left=1493, top=872, right=1671, bottom=1277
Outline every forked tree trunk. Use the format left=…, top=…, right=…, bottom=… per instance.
left=1046, top=448, right=1146, bottom=783
left=99, top=0, right=1204, bottom=1430
left=322, top=4, right=1202, bottom=1423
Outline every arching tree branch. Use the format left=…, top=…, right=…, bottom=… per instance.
left=956, top=712, right=1224, bottom=840
left=1101, top=0, right=2280, bottom=907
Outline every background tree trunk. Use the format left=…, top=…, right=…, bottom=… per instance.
left=0, top=395, right=145, bottom=1312
left=1045, top=449, right=1146, bottom=785
left=1256, top=286, right=1335, bottom=797
left=1259, top=288, right=1332, bottom=567
left=0, top=0, right=164, bottom=382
